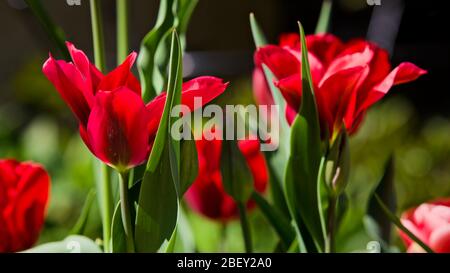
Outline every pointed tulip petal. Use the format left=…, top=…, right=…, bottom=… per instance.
left=255, top=45, right=300, bottom=79
left=97, top=52, right=141, bottom=95
left=66, top=42, right=103, bottom=103
left=361, top=62, right=427, bottom=111
left=42, top=56, right=91, bottom=127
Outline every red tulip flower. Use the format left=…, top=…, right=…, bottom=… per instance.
left=43, top=42, right=227, bottom=171
left=185, top=130, right=268, bottom=221
left=400, top=199, right=450, bottom=253
left=254, top=33, right=427, bottom=136
left=0, top=159, right=50, bottom=252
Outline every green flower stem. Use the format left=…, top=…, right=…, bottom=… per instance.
left=98, top=162, right=113, bottom=252
left=90, top=0, right=107, bottom=72
left=116, top=0, right=129, bottom=63
left=315, top=0, right=333, bottom=34
left=237, top=202, right=253, bottom=253
left=119, top=171, right=135, bottom=253
left=89, top=0, right=112, bottom=252
left=325, top=194, right=337, bottom=253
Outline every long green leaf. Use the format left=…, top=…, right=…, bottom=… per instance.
left=177, top=0, right=199, bottom=48
left=374, top=194, right=434, bottom=253
left=249, top=14, right=291, bottom=219
left=111, top=201, right=126, bottom=252
left=252, top=191, right=295, bottom=249
left=138, top=0, right=197, bottom=102
left=179, top=132, right=199, bottom=196
left=315, top=0, right=333, bottom=34
left=220, top=139, right=253, bottom=202
left=135, top=143, right=179, bottom=252
left=146, top=30, right=182, bottom=172
left=249, top=13, right=268, bottom=47
left=368, top=155, right=396, bottom=243
left=284, top=22, right=324, bottom=252
left=138, top=0, right=176, bottom=101
left=69, top=189, right=96, bottom=235
left=25, top=0, right=70, bottom=60
left=135, top=31, right=182, bottom=252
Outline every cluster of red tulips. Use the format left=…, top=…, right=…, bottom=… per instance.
left=1, top=0, right=449, bottom=253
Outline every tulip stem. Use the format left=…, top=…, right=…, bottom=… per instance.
left=116, top=0, right=129, bottom=63
left=119, top=171, right=135, bottom=253
left=99, top=163, right=113, bottom=252
left=237, top=202, right=253, bottom=253
left=90, top=0, right=107, bottom=72
left=90, top=0, right=112, bottom=252
left=325, top=195, right=337, bottom=253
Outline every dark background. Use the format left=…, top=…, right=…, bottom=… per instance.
left=1, top=0, right=448, bottom=117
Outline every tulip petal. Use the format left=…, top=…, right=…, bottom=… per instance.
left=179, top=76, right=229, bottom=110
left=285, top=104, right=297, bottom=126
left=360, top=62, right=427, bottom=112
left=306, top=34, right=343, bottom=66
left=255, top=45, right=300, bottom=79
left=238, top=139, right=268, bottom=193
left=279, top=33, right=300, bottom=48
left=400, top=218, right=425, bottom=248
left=86, top=87, right=151, bottom=169
left=43, top=56, right=91, bottom=127
left=252, top=67, right=274, bottom=106
left=429, top=225, right=450, bottom=253
left=321, top=45, right=374, bottom=85
left=145, top=76, right=228, bottom=138
left=97, top=52, right=141, bottom=95
left=318, top=66, right=369, bottom=133
left=185, top=171, right=237, bottom=220
left=66, top=42, right=103, bottom=104
left=275, top=74, right=302, bottom=111
left=0, top=160, right=50, bottom=252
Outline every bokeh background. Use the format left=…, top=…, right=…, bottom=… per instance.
left=0, top=0, right=448, bottom=252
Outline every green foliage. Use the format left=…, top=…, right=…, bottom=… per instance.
left=284, top=23, right=325, bottom=252
left=138, top=0, right=198, bottom=102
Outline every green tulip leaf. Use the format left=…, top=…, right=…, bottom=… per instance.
left=179, top=131, right=199, bottom=196
left=284, top=22, right=325, bottom=252
left=136, top=31, right=182, bottom=252
left=69, top=189, right=96, bottom=236
left=138, top=0, right=198, bottom=102
left=220, top=139, right=253, bottom=203
left=25, top=0, right=70, bottom=60
left=252, top=191, right=295, bottom=250
left=249, top=13, right=291, bottom=219
left=135, top=143, right=179, bottom=252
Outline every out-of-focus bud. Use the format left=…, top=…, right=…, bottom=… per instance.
left=325, top=127, right=350, bottom=195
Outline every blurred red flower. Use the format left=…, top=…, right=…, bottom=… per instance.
left=43, top=42, right=227, bottom=171
left=0, top=159, right=50, bottom=252
left=400, top=199, right=450, bottom=253
left=185, top=131, right=268, bottom=221
left=254, top=33, right=427, bottom=137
